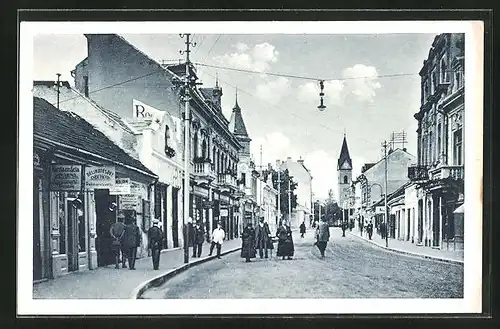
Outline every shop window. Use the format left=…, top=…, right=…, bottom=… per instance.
left=78, top=199, right=86, bottom=252
left=58, top=192, right=66, bottom=254
left=454, top=129, right=463, bottom=166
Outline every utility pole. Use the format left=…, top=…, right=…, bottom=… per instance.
left=56, top=73, right=61, bottom=110
left=179, top=33, right=198, bottom=264
left=276, top=160, right=281, bottom=226
left=382, top=140, right=389, bottom=248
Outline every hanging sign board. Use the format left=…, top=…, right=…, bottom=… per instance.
left=120, top=194, right=141, bottom=210
left=85, top=166, right=115, bottom=189
left=220, top=209, right=229, bottom=217
left=50, top=165, right=82, bottom=191
left=375, top=206, right=385, bottom=214
left=109, top=178, right=131, bottom=195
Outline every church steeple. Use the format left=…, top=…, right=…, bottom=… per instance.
left=229, top=88, right=249, bottom=137
left=337, top=134, right=352, bottom=170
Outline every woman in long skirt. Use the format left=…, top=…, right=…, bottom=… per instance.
left=276, top=219, right=294, bottom=260
left=241, top=223, right=256, bottom=262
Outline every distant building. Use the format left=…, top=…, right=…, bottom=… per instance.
left=280, top=157, right=313, bottom=228
left=337, top=134, right=354, bottom=224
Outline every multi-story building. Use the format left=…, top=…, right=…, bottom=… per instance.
left=72, top=34, right=242, bottom=242
left=353, top=148, right=416, bottom=236
left=406, top=33, right=465, bottom=250
left=280, top=157, right=313, bottom=229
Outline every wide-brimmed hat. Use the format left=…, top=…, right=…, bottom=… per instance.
left=152, top=219, right=159, bottom=225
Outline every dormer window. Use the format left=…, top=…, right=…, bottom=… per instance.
left=164, top=125, right=175, bottom=158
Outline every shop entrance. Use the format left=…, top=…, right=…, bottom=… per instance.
left=95, top=189, right=117, bottom=267
left=171, top=187, right=179, bottom=248
left=407, top=210, right=411, bottom=241
left=66, top=199, right=79, bottom=272
left=33, top=172, right=43, bottom=281
left=432, top=196, right=441, bottom=247
left=417, top=200, right=424, bottom=243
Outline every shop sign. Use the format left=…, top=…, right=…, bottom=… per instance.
left=120, top=194, right=140, bottom=210
left=109, top=178, right=131, bottom=195
left=85, top=166, right=115, bottom=189
left=375, top=206, right=385, bottom=214
left=133, top=99, right=164, bottom=121
left=129, top=181, right=143, bottom=195
left=220, top=208, right=229, bottom=217
left=50, top=165, right=82, bottom=191
left=202, top=200, right=214, bottom=209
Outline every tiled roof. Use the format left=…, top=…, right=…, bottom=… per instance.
left=33, top=97, right=156, bottom=177
left=228, top=100, right=249, bottom=137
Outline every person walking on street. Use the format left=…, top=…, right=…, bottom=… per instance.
left=367, top=220, right=374, bottom=240
left=315, top=218, right=330, bottom=257
left=254, top=218, right=271, bottom=259
left=299, top=221, right=306, bottom=238
left=123, top=215, right=142, bottom=270
left=241, top=222, right=257, bottom=262
left=360, top=217, right=364, bottom=237
left=276, top=219, right=294, bottom=260
left=380, top=221, right=386, bottom=240
left=147, top=219, right=163, bottom=270
left=109, top=217, right=126, bottom=269
left=209, top=222, right=225, bottom=259
left=341, top=220, right=347, bottom=237
left=192, top=221, right=205, bottom=258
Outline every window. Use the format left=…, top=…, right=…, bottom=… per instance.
left=77, top=196, right=86, bottom=252
left=83, top=76, right=89, bottom=97
left=202, top=139, right=207, bottom=159
left=241, top=173, right=246, bottom=186
left=154, top=185, right=161, bottom=219
left=58, top=192, right=66, bottom=254
left=193, top=132, right=198, bottom=159
left=454, top=129, right=463, bottom=165
left=437, top=123, right=442, bottom=160
left=428, top=131, right=434, bottom=163
left=343, top=175, right=348, bottom=184
left=440, top=57, right=449, bottom=83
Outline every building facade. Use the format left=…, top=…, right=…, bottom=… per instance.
left=72, top=33, right=242, bottom=243
left=337, top=135, right=354, bottom=225
left=33, top=97, right=157, bottom=281
left=407, top=33, right=465, bottom=250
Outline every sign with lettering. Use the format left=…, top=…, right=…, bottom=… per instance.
left=375, top=206, right=385, bottom=214
left=84, top=166, right=115, bottom=189
left=109, top=178, right=131, bottom=195
left=50, top=165, right=82, bottom=191
left=119, top=194, right=140, bottom=210
left=133, top=99, right=164, bottom=122
left=220, top=208, right=229, bottom=217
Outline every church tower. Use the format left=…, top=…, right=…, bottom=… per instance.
left=337, top=133, right=353, bottom=209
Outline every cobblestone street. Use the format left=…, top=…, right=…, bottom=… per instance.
left=142, top=228, right=464, bottom=299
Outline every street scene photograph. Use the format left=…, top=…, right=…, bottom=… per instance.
left=18, top=20, right=483, bottom=315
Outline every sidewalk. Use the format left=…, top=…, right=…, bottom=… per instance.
left=33, top=239, right=242, bottom=299
left=348, top=229, right=464, bottom=265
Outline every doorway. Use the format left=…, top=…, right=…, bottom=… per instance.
left=171, top=187, right=179, bottom=248
left=33, top=172, right=43, bottom=281
left=66, top=199, right=79, bottom=272
left=432, top=196, right=440, bottom=247
left=407, top=209, right=411, bottom=241
left=162, top=185, right=168, bottom=249
left=94, top=189, right=117, bottom=267
left=418, top=200, right=423, bottom=243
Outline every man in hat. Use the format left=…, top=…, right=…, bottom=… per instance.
left=109, top=216, right=126, bottom=269
left=147, top=219, right=163, bottom=270
left=209, top=222, right=225, bottom=259
left=192, top=220, right=205, bottom=258
left=254, top=217, right=271, bottom=259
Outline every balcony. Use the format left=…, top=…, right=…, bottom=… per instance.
left=218, top=172, right=238, bottom=193
left=429, top=165, right=464, bottom=181
left=192, top=158, right=216, bottom=186
left=408, top=165, right=429, bottom=181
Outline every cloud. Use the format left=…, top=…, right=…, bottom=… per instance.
left=250, top=132, right=298, bottom=168
left=342, top=64, right=382, bottom=103
left=255, top=77, right=291, bottom=104
left=214, top=42, right=279, bottom=72
left=297, top=80, right=344, bottom=107
left=304, top=150, right=337, bottom=200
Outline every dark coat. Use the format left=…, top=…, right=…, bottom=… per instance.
left=316, top=221, right=330, bottom=242
left=276, top=225, right=294, bottom=257
left=241, top=226, right=256, bottom=259
left=299, top=222, right=306, bottom=234
left=147, top=225, right=163, bottom=250
left=193, top=225, right=205, bottom=245
left=123, top=223, right=141, bottom=249
left=254, top=223, right=271, bottom=249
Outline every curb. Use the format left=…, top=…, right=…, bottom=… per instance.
left=131, top=246, right=242, bottom=299
left=347, top=232, right=464, bottom=266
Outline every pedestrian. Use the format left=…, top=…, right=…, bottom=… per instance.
left=209, top=222, right=225, bottom=259
left=276, top=219, right=294, bottom=260
left=341, top=219, right=347, bottom=237
left=109, top=216, right=126, bottom=269
left=122, top=214, right=142, bottom=270
left=299, top=221, right=306, bottom=238
left=367, top=220, right=374, bottom=240
left=254, top=218, right=271, bottom=259
left=241, top=222, right=257, bottom=262
left=380, top=221, right=386, bottom=239
left=360, top=217, right=364, bottom=236
left=147, top=219, right=163, bottom=270
left=187, top=217, right=195, bottom=252
left=192, top=221, right=205, bottom=258
left=315, top=218, right=330, bottom=257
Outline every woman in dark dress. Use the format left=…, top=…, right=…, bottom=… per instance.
left=276, top=219, right=294, bottom=260
left=241, top=223, right=256, bottom=262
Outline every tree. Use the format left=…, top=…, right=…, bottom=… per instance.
left=325, top=201, right=341, bottom=225
left=263, top=168, right=298, bottom=219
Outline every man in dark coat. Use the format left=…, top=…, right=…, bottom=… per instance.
left=241, top=223, right=256, bottom=262
left=367, top=220, right=374, bottom=240
left=341, top=220, right=347, bottom=237
left=109, top=217, right=126, bottom=269
left=299, top=221, right=306, bottom=238
left=380, top=221, right=386, bottom=239
left=276, top=220, right=294, bottom=260
left=192, top=221, right=205, bottom=258
left=254, top=218, right=271, bottom=259
left=315, top=218, right=330, bottom=257
left=147, top=219, right=163, bottom=270
left=122, top=215, right=142, bottom=270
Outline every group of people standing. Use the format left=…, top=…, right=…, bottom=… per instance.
left=109, top=214, right=142, bottom=270
left=240, top=219, right=295, bottom=262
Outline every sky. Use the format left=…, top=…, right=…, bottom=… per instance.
left=33, top=32, right=438, bottom=200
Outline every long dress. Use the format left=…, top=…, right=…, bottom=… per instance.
left=241, top=226, right=256, bottom=259
left=276, top=225, right=294, bottom=257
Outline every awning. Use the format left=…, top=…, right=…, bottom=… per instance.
left=453, top=204, right=464, bottom=214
